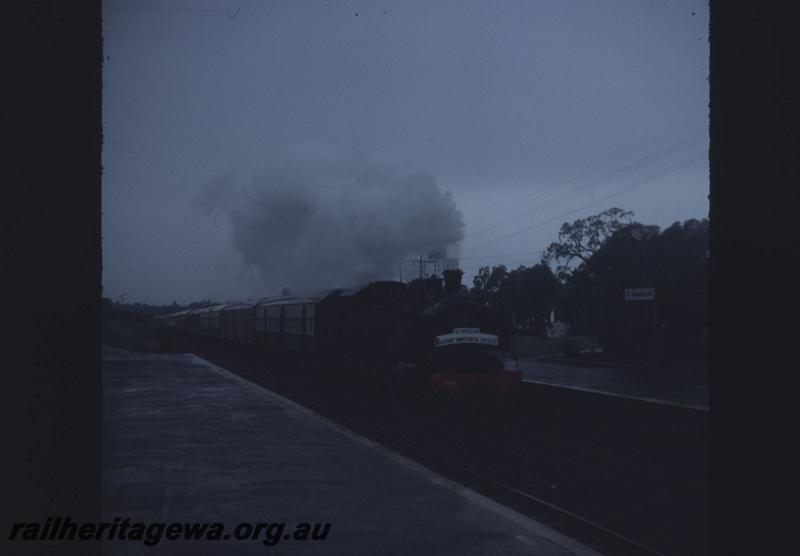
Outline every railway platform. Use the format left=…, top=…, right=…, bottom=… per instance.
left=516, top=357, right=708, bottom=410
left=103, top=346, right=599, bottom=555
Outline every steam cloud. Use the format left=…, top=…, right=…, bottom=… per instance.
left=196, top=146, right=464, bottom=295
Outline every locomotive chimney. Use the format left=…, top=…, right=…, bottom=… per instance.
left=443, top=269, right=463, bottom=295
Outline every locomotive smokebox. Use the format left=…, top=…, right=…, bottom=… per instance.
left=442, top=269, right=463, bottom=295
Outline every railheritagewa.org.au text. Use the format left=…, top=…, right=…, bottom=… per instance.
left=9, top=517, right=331, bottom=547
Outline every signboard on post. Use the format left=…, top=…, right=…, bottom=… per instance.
left=624, top=287, right=656, bottom=301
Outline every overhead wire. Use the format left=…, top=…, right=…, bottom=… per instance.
left=463, top=128, right=707, bottom=239
left=457, top=250, right=545, bottom=261
left=457, top=125, right=707, bottom=234
left=460, top=150, right=706, bottom=254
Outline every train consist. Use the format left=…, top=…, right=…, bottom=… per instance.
left=156, top=270, right=522, bottom=396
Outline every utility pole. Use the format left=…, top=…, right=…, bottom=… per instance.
left=630, top=227, right=656, bottom=283
left=630, top=227, right=658, bottom=369
left=643, top=238, right=648, bottom=283
left=413, top=254, right=438, bottom=280
left=653, top=301, right=659, bottom=370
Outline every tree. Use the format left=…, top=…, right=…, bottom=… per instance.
left=560, top=269, right=602, bottom=335
left=543, top=207, right=634, bottom=278
left=470, top=264, right=508, bottom=307
left=563, top=217, right=709, bottom=366
left=472, top=264, right=508, bottom=293
left=645, top=218, right=709, bottom=366
left=497, top=264, right=559, bottom=338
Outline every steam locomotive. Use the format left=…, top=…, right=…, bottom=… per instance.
left=155, top=270, right=521, bottom=396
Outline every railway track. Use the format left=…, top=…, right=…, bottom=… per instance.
left=285, top=392, right=667, bottom=556
left=188, top=345, right=703, bottom=555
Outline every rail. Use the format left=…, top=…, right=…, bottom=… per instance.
left=199, top=348, right=669, bottom=556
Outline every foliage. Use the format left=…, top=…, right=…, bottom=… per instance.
left=570, top=217, right=709, bottom=365
left=469, top=264, right=508, bottom=307
left=471, top=264, right=508, bottom=293
left=496, top=264, right=560, bottom=338
left=468, top=208, right=708, bottom=367
left=543, top=207, right=634, bottom=278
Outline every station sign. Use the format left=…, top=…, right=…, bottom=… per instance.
left=435, top=328, right=498, bottom=347
left=624, top=287, right=656, bottom=301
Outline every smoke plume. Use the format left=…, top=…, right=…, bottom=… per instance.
left=196, top=146, right=464, bottom=295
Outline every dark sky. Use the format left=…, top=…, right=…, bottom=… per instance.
left=102, top=0, right=709, bottom=304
